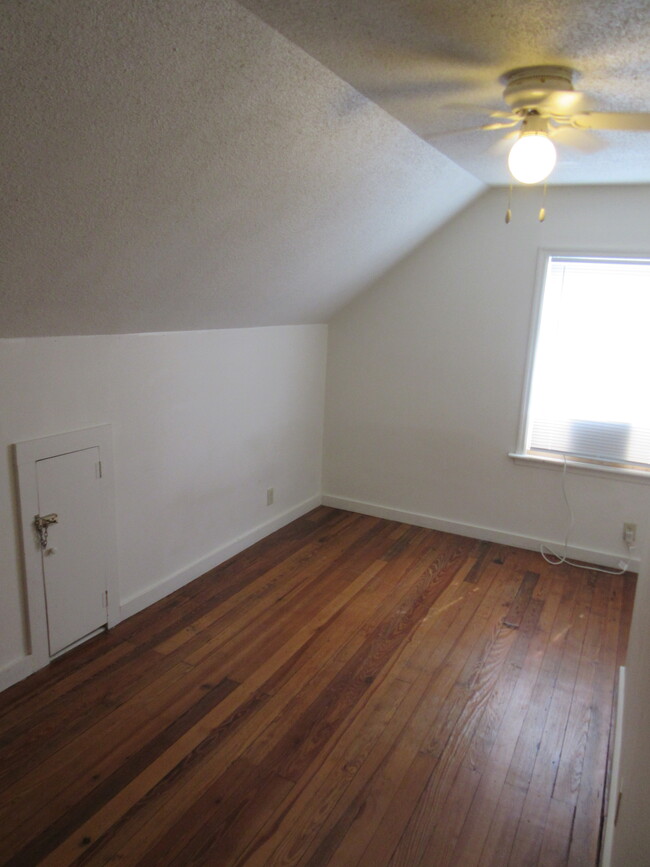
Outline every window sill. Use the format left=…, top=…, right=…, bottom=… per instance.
left=508, top=452, right=650, bottom=484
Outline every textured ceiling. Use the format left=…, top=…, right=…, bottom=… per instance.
left=0, top=0, right=482, bottom=337
left=2, top=0, right=648, bottom=338
left=240, top=0, right=650, bottom=185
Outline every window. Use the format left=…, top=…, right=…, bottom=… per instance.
left=516, top=253, right=650, bottom=474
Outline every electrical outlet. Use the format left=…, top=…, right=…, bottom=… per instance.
left=623, top=522, right=636, bottom=544
left=267, top=487, right=274, bottom=506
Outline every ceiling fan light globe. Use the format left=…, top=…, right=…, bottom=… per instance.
left=508, top=133, right=557, bottom=184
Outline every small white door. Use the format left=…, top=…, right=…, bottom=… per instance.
left=36, top=446, right=108, bottom=656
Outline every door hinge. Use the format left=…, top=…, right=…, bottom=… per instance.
left=103, top=590, right=108, bottom=608
left=96, top=460, right=103, bottom=479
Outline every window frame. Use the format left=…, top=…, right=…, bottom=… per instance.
left=510, top=248, right=650, bottom=484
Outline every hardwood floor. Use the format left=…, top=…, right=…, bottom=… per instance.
left=0, top=507, right=636, bottom=866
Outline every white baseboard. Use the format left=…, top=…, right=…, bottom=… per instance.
left=119, top=494, right=322, bottom=621
left=322, top=494, right=641, bottom=571
left=0, top=654, right=36, bottom=694
left=600, top=666, right=626, bottom=867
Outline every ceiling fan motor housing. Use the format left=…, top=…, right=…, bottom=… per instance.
left=501, top=65, right=576, bottom=115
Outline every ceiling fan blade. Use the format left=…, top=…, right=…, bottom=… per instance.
left=481, top=120, right=520, bottom=131
left=488, top=129, right=519, bottom=156
left=445, top=104, right=516, bottom=120
left=425, top=125, right=490, bottom=138
left=487, top=110, right=520, bottom=120
left=425, top=119, right=518, bottom=138
left=551, top=125, right=605, bottom=154
left=571, top=112, right=650, bottom=131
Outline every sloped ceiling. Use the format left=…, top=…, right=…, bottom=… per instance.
left=2, top=0, right=648, bottom=337
left=0, top=0, right=483, bottom=337
left=240, top=0, right=650, bottom=185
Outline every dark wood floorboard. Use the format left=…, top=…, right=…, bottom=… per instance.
left=0, top=507, right=636, bottom=866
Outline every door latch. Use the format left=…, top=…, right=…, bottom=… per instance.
left=34, top=513, right=58, bottom=549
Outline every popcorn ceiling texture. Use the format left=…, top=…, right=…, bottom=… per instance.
left=0, top=0, right=482, bottom=337
left=1, top=0, right=648, bottom=337
left=241, top=0, right=650, bottom=185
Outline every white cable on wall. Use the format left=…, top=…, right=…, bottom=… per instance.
left=540, top=455, right=632, bottom=575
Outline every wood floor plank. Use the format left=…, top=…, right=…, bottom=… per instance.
left=0, top=510, right=635, bottom=867
left=507, top=571, right=593, bottom=798
left=367, top=555, right=549, bottom=867
left=0, top=640, right=137, bottom=738
left=291, top=551, right=525, bottom=866
left=134, top=760, right=294, bottom=867
left=169, top=514, right=379, bottom=666
left=567, top=574, right=625, bottom=867
left=616, top=572, right=635, bottom=668
left=146, top=540, right=470, bottom=864
left=477, top=780, right=529, bottom=867
left=36, top=546, right=388, bottom=866
left=235, top=546, right=491, bottom=866
left=553, top=575, right=607, bottom=809
left=503, top=569, right=539, bottom=627
left=447, top=566, right=581, bottom=867
left=73, top=562, right=412, bottom=853
left=539, top=797, right=574, bottom=867
left=0, top=659, right=197, bottom=852
left=0, top=646, right=183, bottom=789
left=242, top=535, right=457, bottom=770
left=236, top=671, right=418, bottom=867
left=505, top=574, right=593, bottom=865
left=4, top=677, right=240, bottom=865
left=357, top=561, right=525, bottom=867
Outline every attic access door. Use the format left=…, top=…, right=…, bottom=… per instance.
left=15, top=425, right=119, bottom=669
left=36, top=447, right=107, bottom=656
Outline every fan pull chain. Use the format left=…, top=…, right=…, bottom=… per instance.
left=505, top=184, right=513, bottom=224
left=539, top=182, right=548, bottom=222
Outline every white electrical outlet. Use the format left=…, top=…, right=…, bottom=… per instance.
left=267, top=487, right=274, bottom=506
left=623, top=522, right=636, bottom=544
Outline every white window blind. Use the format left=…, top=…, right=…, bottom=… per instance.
left=525, top=255, right=650, bottom=470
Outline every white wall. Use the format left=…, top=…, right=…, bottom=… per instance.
left=611, top=545, right=650, bottom=866
left=0, top=325, right=327, bottom=684
left=324, top=184, right=650, bottom=565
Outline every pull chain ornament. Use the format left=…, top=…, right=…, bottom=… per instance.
left=539, top=182, right=548, bottom=222
left=505, top=183, right=550, bottom=223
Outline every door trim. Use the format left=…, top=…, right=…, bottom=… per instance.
left=14, top=424, right=120, bottom=672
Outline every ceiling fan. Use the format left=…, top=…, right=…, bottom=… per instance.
left=477, top=65, right=650, bottom=184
